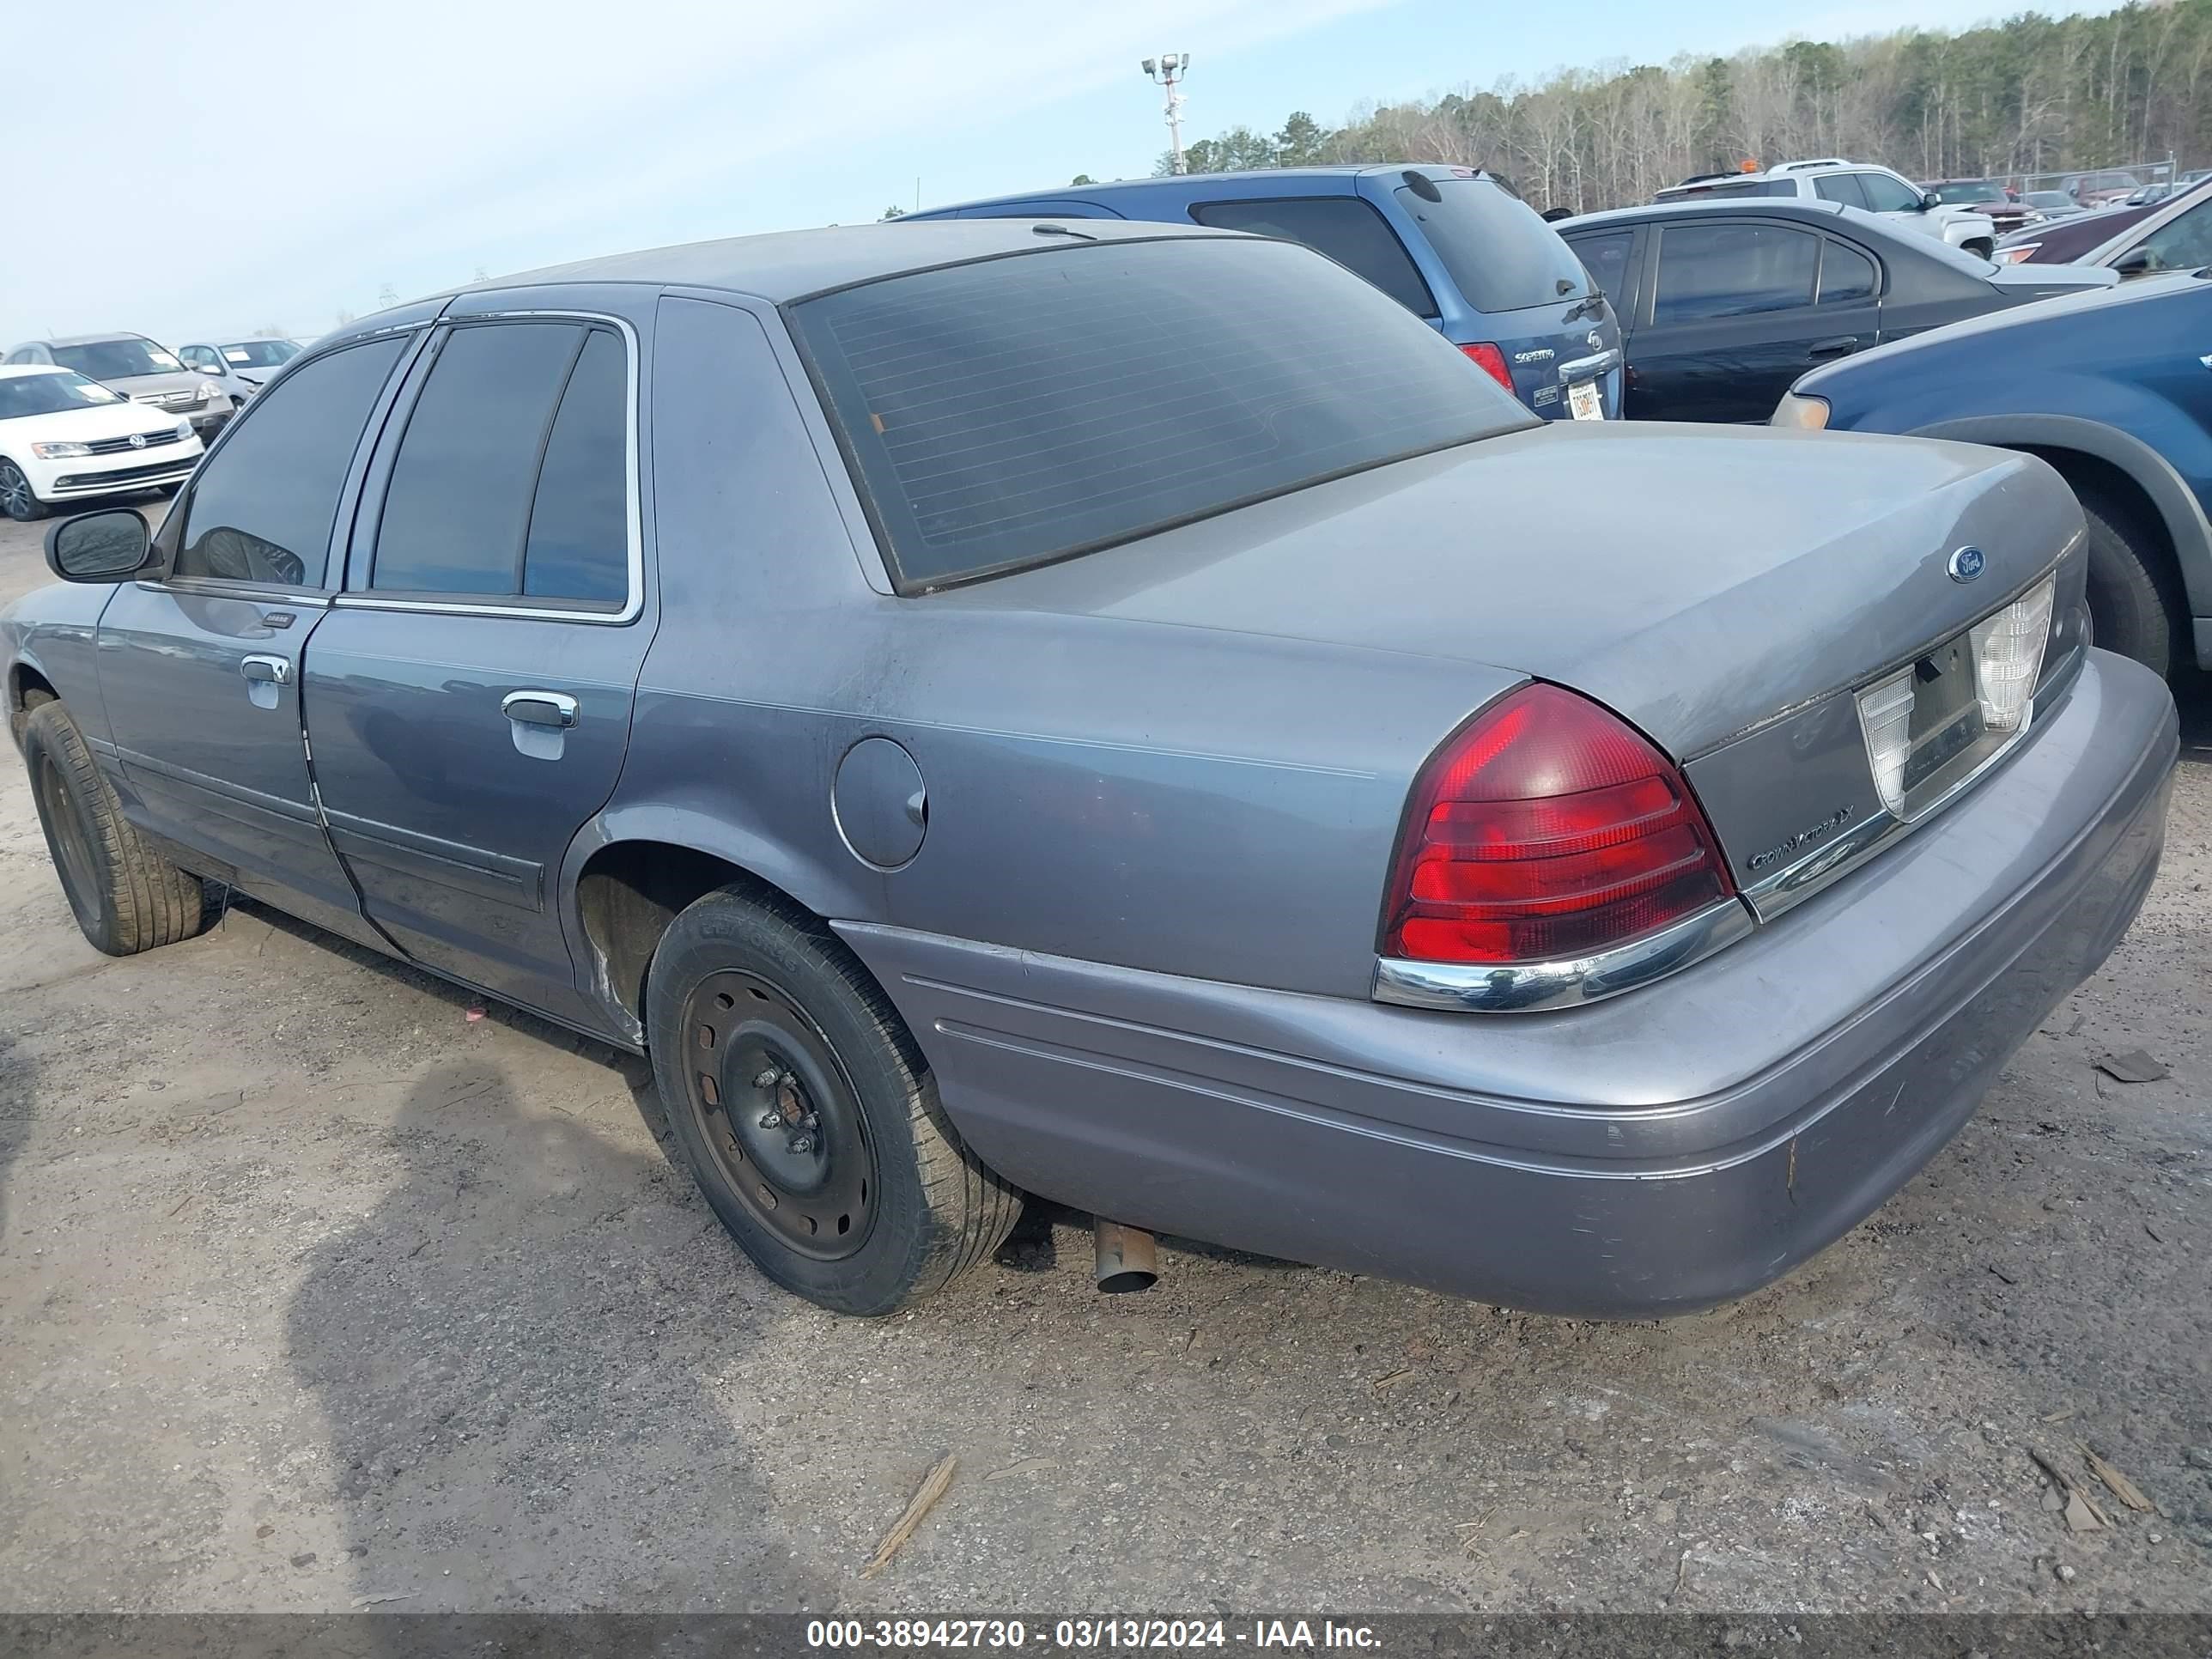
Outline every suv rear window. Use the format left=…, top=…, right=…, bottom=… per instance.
left=791, top=237, right=1520, bottom=590
left=1390, top=179, right=1591, bottom=312
left=1188, top=198, right=1437, bottom=317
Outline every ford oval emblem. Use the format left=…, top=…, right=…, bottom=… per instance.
left=1948, top=545, right=1986, bottom=583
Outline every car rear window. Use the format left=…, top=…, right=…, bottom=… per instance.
left=1390, top=179, right=1591, bottom=313
left=790, top=237, right=1521, bottom=590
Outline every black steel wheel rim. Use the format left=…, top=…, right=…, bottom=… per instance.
left=680, top=969, right=877, bottom=1261
left=35, top=751, right=100, bottom=925
left=0, top=465, right=30, bottom=519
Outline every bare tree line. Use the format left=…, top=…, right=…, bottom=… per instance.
left=1165, top=0, right=2210, bottom=210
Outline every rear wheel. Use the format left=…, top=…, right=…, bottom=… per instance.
left=647, top=889, right=1020, bottom=1315
left=2078, top=495, right=2179, bottom=678
left=22, top=702, right=209, bottom=955
left=0, top=459, right=47, bottom=522
left=1962, top=239, right=1995, bottom=259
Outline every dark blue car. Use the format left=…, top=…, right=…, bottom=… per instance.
left=908, top=167, right=1624, bottom=422
left=1776, top=270, right=2212, bottom=678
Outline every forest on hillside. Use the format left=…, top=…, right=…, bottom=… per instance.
left=1160, top=0, right=2210, bottom=211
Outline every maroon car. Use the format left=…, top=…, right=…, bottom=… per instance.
left=1995, top=198, right=2165, bottom=264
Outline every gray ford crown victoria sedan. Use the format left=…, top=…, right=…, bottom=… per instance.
left=3, top=221, right=2179, bottom=1317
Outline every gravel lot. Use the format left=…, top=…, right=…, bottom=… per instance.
left=2, top=498, right=2209, bottom=1615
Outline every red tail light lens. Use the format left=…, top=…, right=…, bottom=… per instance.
left=1382, top=684, right=1737, bottom=965
left=1459, top=342, right=1515, bottom=391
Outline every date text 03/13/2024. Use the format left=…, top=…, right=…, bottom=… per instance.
left=804, top=1618, right=1382, bottom=1649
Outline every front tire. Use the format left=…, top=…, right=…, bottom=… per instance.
left=2078, top=495, right=2179, bottom=678
left=0, top=459, right=48, bottom=521
left=22, top=702, right=209, bottom=955
left=647, top=890, right=1020, bottom=1315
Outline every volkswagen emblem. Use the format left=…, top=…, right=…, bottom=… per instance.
left=1948, top=545, right=1986, bottom=583
left=128, top=433, right=147, bottom=449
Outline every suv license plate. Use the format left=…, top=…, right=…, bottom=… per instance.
left=1568, top=380, right=1603, bottom=421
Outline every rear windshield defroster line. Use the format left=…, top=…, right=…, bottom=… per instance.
left=787, top=237, right=1523, bottom=591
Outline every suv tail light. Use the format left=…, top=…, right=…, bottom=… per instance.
left=1381, top=684, right=1738, bottom=965
left=1459, top=342, right=1515, bottom=391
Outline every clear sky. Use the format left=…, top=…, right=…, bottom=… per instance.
left=4, top=0, right=2094, bottom=349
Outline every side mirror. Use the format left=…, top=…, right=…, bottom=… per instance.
left=45, top=508, right=153, bottom=582
left=2111, top=247, right=2155, bottom=277
left=1919, top=191, right=1942, bottom=211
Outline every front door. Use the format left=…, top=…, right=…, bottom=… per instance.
left=94, top=333, right=414, bottom=945
left=303, top=312, right=651, bottom=1024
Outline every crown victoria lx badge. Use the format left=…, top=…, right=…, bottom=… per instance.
left=1948, top=545, right=1986, bottom=583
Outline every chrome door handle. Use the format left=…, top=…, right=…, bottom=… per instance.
left=1807, top=335, right=1860, bottom=360
left=239, top=654, right=292, bottom=685
left=502, top=690, right=579, bottom=729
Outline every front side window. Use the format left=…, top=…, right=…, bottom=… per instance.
left=174, top=337, right=406, bottom=587
left=50, top=338, right=185, bottom=380
left=1392, top=179, right=1591, bottom=311
left=1652, top=223, right=1819, bottom=323
left=1813, top=174, right=1869, bottom=208
left=2135, top=199, right=2212, bottom=272
left=1818, top=240, right=1879, bottom=304
left=371, top=321, right=629, bottom=605
left=1188, top=198, right=1436, bottom=318
left=1858, top=173, right=1924, bottom=213
left=792, top=237, right=1523, bottom=590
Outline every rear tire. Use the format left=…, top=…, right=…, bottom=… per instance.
left=0, top=459, right=48, bottom=521
left=22, top=702, right=209, bottom=955
left=1963, top=239, right=1995, bottom=259
left=647, top=888, right=1021, bottom=1316
left=2078, top=495, right=2179, bottom=678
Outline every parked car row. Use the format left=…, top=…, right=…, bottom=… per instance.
left=1995, top=173, right=2212, bottom=272
left=0, top=333, right=304, bottom=521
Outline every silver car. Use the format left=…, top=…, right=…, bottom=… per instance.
left=3, top=333, right=232, bottom=442
left=176, top=337, right=308, bottom=404
left=3, top=221, right=2177, bottom=1318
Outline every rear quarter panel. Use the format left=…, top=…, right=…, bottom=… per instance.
left=5, top=581, right=115, bottom=748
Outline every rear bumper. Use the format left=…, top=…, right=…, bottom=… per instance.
left=840, top=650, right=2176, bottom=1316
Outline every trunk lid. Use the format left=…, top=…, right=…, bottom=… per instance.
left=952, top=422, right=2076, bottom=890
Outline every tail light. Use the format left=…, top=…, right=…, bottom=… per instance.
left=1459, top=342, right=1515, bottom=392
left=1381, top=684, right=1737, bottom=965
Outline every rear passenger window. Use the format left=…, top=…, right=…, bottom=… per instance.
left=372, top=322, right=629, bottom=605
left=1188, top=198, right=1437, bottom=318
left=175, top=337, right=405, bottom=587
left=1653, top=223, right=1819, bottom=322
left=1566, top=231, right=1633, bottom=301
left=1819, top=241, right=1879, bottom=304
left=1813, top=174, right=1869, bottom=208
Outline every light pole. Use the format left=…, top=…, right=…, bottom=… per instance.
left=1142, top=53, right=1190, bottom=174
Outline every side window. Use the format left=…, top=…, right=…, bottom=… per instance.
left=174, top=337, right=406, bottom=587
left=1813, top=173, right=1869, bottom=209
left=1818, top=240, right=1879, bottom=304
left=2136, top=199, right=2212, bottom=272
left=1859, top=173, right=1923, bottom=213
left=1566, top=231, right=1634, bottom=301
left=371, top=321, right=630, bottom=604
left=1188, top=198, right=1437, bottom=318
left=1652, top=223, right=1820, bottom=323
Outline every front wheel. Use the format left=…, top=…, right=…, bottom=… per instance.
left=0, top=459, right=48, bottom=521
left=647, top=890, right=1021, bottom=1315
left=2079, top=495, right=2180, bottom=678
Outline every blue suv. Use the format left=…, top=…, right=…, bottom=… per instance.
left=1776, top=270, right=2212, bottom=679
left=908, top=166, right=1624, bottom=422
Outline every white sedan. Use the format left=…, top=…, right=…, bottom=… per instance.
left=0, top=365, right=203, bottom=522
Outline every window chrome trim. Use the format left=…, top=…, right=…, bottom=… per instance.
left=1370, top=896, right=1755, bottom=1014
left=134, top=578, right=334, bottom=608
left=331, top=309, right=645, bottom=626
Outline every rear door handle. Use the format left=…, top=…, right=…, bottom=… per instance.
left=502, top=690, right=579, bottom=729
left=1808, top=336, right=1860, bottom=360
left=239, top=654, right=292, bottom=685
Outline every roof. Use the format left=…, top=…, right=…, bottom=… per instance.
left=465, top=218, right=1238, bottom=305
left=35, top=331, right=152, bottom=348
left=1556, top=198, right=1863, bottom=232
left=912, top=163, right=1508, bottom=219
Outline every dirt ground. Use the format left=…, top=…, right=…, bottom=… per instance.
left=1, top=503, right=2208, bottom=1616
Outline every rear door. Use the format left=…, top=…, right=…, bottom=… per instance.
left=1627, top=218, right=1877, bottom=421
left=303, top=298, right=653, bottom=1024
left=92, top=332, right=415, bottom=947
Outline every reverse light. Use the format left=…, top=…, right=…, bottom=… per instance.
left=1855, top=672, right=1916, bottom=817
left=30, top=440, right=91, bottom=459
left=1381, top=684, right=1736, bottom=965
left=1459, top=342, right=1515, bottom=392
left=1970, top=574, right=2056, bottom=732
